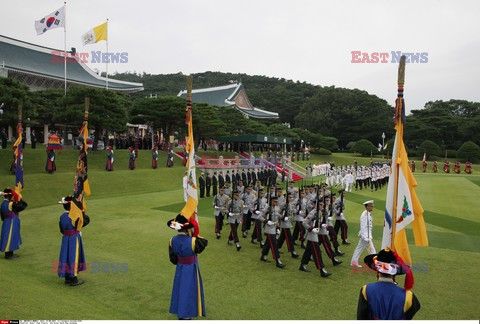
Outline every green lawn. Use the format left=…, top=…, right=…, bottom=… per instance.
left=0, top=148, right=479, bottom=319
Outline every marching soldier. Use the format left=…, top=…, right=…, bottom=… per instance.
left=334, top=190, right=350, bottom=245
left=251, top=188, right=266, bottom=246
left=241, top=185, right=256, bottom=238
left=432, top=161, right=438, bottom=173
left=299, top=200, right=331, bottom=276
left=292, top=189, right=307, bottom=249
left=1, top=188, right=28, bottom=259
left=327, top=193, right=344, bottom=256
left=213, top=187, right=228, bottom=239
left=319, top=195, right=342, bottom=266
left=226, top=191, right=243, bottom=251
left=223, top=182, right=232, bottom=197
left=443, top=160, right=450, bottom=173
left=199, top=172, right=205, bottom=199
left=410, top=160, right=415, bottom=172
left=277, top=194, right=300, bottom=259
left=422, top=160, right=427, bottom=173
left=351, top=200, right=376, bottom=267
left=259, top=196, right=285, bottom=268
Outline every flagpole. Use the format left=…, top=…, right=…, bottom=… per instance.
left=106, top=19, right=109, bottom=90
left=390, top=55, right=406, bottom=251
left=64, top=1, right=67, bottom=96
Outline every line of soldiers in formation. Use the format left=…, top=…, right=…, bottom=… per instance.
left=211, top=181, right=351, bottom=276
left=198, top=163, right=391, bottom=199
left=411, top=160, right=473, bottom=174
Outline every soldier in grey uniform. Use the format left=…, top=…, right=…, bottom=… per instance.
left=319, top=195, right=343, bottom=266
left=237, top=179, right=245, bottom=195
left=259, top=196, right=285, bottom=268
left=326, top=193, right=344, bottom=256
left=334, top=189, right=350, bottom=245
left=213, top=187, right=229, bottom=239
left=292, top=189, right=307, bottom=249
left=299, top=200, right=331, bottom=277
left=277, top=194, right=300, bottom=258
left=287, top=182, right=297, bottom=199
left=251, top=188, right=267, bottom=246
left=227, top=191, right=244, bottom=251
left=223, top=182, right=232, bottom=197
left=241, top=185, right=256, bottom=238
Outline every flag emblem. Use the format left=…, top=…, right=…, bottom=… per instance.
left=397, top=196, right=412, bottom=223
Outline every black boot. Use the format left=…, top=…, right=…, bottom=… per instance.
left=335, top=249, right=345, bottom=256
left=260, top=254, right=270, bottom=263
left=276, top=259, right=286, bottom=269
left=236, top=243, right=242, bottom=252
left=301, top=241, right=306, bottom=249
left=321, top=268, right=332, bottom=277
left=242, top=231, right=247, bottom=238
left=4, top=251, right=19, bottom=259
left=291, top=251, right=300, bottom=259
left=299, top=264, right=310, bottom=272
left=70, top=276, right=85, bottom=286
left=251, top=238, right=257, bottom=244
left=64, top=277, right=74, bottom=285
left=216, top=233, right=221, bottom=239
left=227, top=239, right=232, bottom=246
left=333, top=258, right=343, bottom=266
left=342, top=240, right=351, bottom=245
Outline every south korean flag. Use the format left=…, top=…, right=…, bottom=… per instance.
left=35, top=6, right=65, bottom=35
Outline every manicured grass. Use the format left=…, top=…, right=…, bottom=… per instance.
left=0, top=148, right=479, bottom=319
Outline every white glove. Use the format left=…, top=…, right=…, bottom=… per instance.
left=312, top=228, right=320, bottom=234
left=327, top=217, right=332, bottom=221
left=284, top=217, right=289, bottom=222
left=267, top=220, right=274, bottom=226
left=255, top=210, right=261, bottom=215
left=340, top=212, right=344, bottom=218
left=321, top=224, right=327, bottom=229
left=229, top=212, right=234, bottom=217
left=214, top=206, right=219, bottom=209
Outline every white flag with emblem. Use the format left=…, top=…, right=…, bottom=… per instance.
left=35, top=6, right=65, bottom=36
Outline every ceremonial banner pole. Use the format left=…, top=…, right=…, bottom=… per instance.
left=390, top=57, right=405, bottom=250
left=64, top=1, right=67, bottom=96
left=13, top=104, right=24, bottom=194
left=106, top=18, right=109, bottom=90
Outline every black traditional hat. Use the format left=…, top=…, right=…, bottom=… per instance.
left=167, top=214, right=194, bottom=231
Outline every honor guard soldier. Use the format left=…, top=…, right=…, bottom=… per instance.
left=299, top=200, right=331, bottom=277
left=106, top=146, right=114, bottom=171
left=152, top=146, right=159, bottom=169
left=351, top=200, right=376, bottom=267
left=465, top=161, right=473, bottom=174
left=292, top=189, right=307, bottom=249
left=241, top=185, right=256, bottom=238
left=432, top=161, right=438, bottom=173
left=319, top=196, right=342, bottom=266
left=259, top=196, right=285, bottom=268
left=212, top=172, right=218, bottom=197
left=225, top=170, right=231, bottom=185
left=334, top=190, right=350, bottom=245
left=218, top=171, right=225, bottom=188
left=1, top=188, right=28, bottom=259
left=205, top=172, right=212, bottom=197
left=277, top=194, right=300, bottom=259
left=227, top=191, right=243, bottom=251
left=422, top=160, right=427, bottom=173
left=56, top=196, right=89, bottom=286
left=251, top=188, right=266, bottom=246
left=357, top=248, right=420, bottom=320
left=198, top=172, right=205, bottom=199
left=410, top=160, right=415, bottom=172
left=443, top=160, right=450, bottom=173
left=213, top=187, right=228, bottom=239
left=167, top=215, right=207, bottom=320
left=327, top=193, right=344, bottom=256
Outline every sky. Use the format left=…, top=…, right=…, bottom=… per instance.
left=1, top=0, right=479, bottom=113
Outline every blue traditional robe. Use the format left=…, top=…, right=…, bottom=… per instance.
left=58, top=212, right=86, bottom=278
left=0, top=200, right=22, bottom=252
left=169, top=234, right=207, bottom=319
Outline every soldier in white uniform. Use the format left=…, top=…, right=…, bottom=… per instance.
left=251, top=188, right=267, bottom=246
left=277, top=194, right=300, bottom=258
left=259, top=196, right=285, bottom=269
left=345, top=171, right=354, bottom=192
left=299, top=200, right=331, bottom=277
left=213, top=187, right=229, bottom=239
left=241, top=185, right=256, bottom=238
left=227, top=191, right=244, bottom=251
left=351, top=200, right=377, bottom=267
